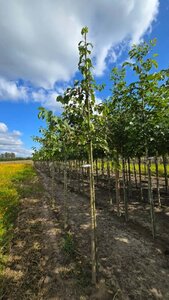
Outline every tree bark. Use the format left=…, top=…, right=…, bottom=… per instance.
left=162, top=154, right=168, bottom=193
left=147, top=157, right=155, bottom=238
left=138, top=157, right=143, bottom=202
left=107, top=159, right=112, bottom=205
left=96, top=158, right=99, bottom=183
left=122, top=158, right=128, bottom=221
left=133, top=159, right=138, bottom=188
left=127, top=158, right=132, bottom=200
left=155, top=155, right=161, bottom=207
left=63, top=160, right=68, bottom=229
left=115, top=153, right=120, bottom=216
left=101, top=157, right=104, bottom=180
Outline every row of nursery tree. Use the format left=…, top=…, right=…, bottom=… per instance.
left=33, top=28, right=169, bottom=284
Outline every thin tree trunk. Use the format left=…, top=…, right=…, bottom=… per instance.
left=63, top=160, right=68, bottom=229
left=133, top=159, right=138, bottom=188
left=58, top=161, right=61, bottom=179
left=147, top=157, right=155, bottom=238
left=115, top=154, right=120, bottom=216
left=96, top=158, right=99, bottom=183
left=155, top=155, right=161, bottom=207
left=138, top=157, right=143, bottom=202
left=101, top=157, right=104, bottom=180
left=75, top=160, right=77, bottom=191
left=82, top=160, right=85, bottom=194
left=50, top=161, right=55, bottom=208
left=84, top=29, right=97, bottom=285
left=162, top=154, right=168, bottom=193
left=122, top=158, right=128, bottom=221
left=88, top=140, right=97, bottom=284
left=125, top=158, right=129, bottom=201
left=107, top=159, right=112, bottom=205
left=144, top=158, right=147, bottom=179
left=68, top=160, right=71, bottom=187
left=125, top=159, right=128, bottom=183
left=127, top=158, right=132, bottom=200
left=78, top=160, right=81, bottom=193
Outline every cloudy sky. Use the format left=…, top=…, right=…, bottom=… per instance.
left=0, top=0, right=168, bottom=156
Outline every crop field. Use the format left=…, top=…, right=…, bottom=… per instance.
left=0, top=163, right=35, bottom=274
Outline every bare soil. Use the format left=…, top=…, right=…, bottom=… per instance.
left=1, top=168, right=169, bottom=299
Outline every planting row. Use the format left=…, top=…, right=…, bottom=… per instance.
left=33, top=27, right=169, bottom=284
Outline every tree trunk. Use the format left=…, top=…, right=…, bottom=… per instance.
left=122, top=158, right=128, bottom=221
left=96, top=158, right=99, bottom=183
left=82, top=160, right=85, bottom=194
left=147, top=157, right=155, bottom=238
left=144, top=158, right=147, bottom=179
left=101, top=157, right=104, bottom=180
left=162, top=154, right=168, bottom=193
left=88, top=140, right=97, bottom=284
left=50, top=161, right=55, bottom=208
left=115, top=153, right=120, bottom=216
left=63, top=160, right=68, bottom=229
left=78, top=160, right=81, bottom=193
left=127, top=158, right=132, bottom=200
left=155, top=155, right=161, bottom=207
left=84, top=29, right=97, bottom=285
left=133, top=159, right=138, bottom=188
left=107, top=159, right=112, bottom=205
left=138, top=157, right=143, bottom=202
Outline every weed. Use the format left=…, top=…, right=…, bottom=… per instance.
left=76, top=261, right=91, bottom=288
left=62, top=231, right=75, bottom=257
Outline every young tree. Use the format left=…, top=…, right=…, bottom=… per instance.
left=57, top=27, right=102, bottom=284
left=123, top=39, right=169, bottom=237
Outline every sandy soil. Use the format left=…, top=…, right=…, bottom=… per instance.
left=1, top=167, right=169, bottom=299
left=39, top=168, right=169, bottom=299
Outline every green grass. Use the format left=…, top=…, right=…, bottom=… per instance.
left=94, top=159, right=169, bottom=177
left=62, top=231, right=76, bottom=257
left=12, top=165, right=37, bottom=197
left=12, top=165, right=36, bottom=183
left=129, top=162, right=169, bottom=177
left=0, top=163, right=37, bottom=275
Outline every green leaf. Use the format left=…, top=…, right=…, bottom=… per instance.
left=151, top=59, right=158, bottom=69
left=81, top=26, right=88, bottom=35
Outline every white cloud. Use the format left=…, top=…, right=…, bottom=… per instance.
left=0, top=77, right=62, bottom=111
left=0, top=122, right=32, bottom=157
left=0, top=122, right=8, bottom=133
left=0, top=0, right=159, bottom=87
left=0, top=77, right=28, bottom=101
left=31, top=89, right=62, bottom=112
left=12, top=130, right=22, bottom=136
left=95, top=97, right=103, bottom=105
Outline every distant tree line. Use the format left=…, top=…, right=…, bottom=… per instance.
left=0, top=152, right=16, bottom=159
left=0, top=152, right=31, bottom=161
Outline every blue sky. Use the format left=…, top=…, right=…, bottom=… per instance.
left=0, top=0, right=168, bottom=157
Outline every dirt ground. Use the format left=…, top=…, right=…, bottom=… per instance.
left=1, top=168, right=169, bottom=299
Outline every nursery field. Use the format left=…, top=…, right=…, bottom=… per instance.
left=34, top=162, right=169, bottom=299
left=0, top=160, right=169, bottom=299
left=35, top=159, right=169, bottom=241
left=1, top=27, right=169, bottom=299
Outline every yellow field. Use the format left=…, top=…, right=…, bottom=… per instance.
left=0, top=163, right=34, bottom=266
